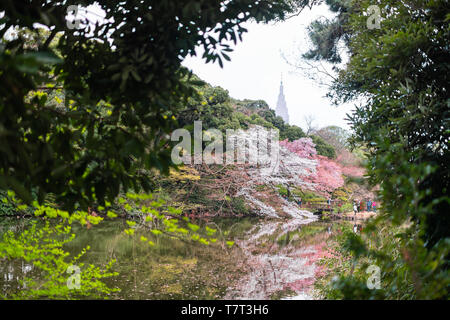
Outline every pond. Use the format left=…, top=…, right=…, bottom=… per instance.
left=0, top=214, right=340, bottom=300
left=0, top=217, right=259, bottom=299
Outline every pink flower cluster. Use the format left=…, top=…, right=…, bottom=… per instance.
left=310, top=155, right=344, bottom=192
left=340, top=165, right=365, bottom=178
left=280, top=138, right=365, bottom=192
left=280, top=137, right=317, bottom=159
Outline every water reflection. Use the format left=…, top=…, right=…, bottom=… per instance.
left=0, top=217, right=257, bottom=299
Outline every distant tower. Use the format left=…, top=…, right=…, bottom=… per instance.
left=276, top=75, right=289, bottom=124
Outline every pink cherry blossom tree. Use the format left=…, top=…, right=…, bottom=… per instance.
left=311, top=155, right=345, bottom=192
left=281, top=138, right=345, bottom=192
left=280, top=137, right=317, bottom=159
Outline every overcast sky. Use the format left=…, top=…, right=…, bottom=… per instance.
left=183, top=4, right=355, bottom=131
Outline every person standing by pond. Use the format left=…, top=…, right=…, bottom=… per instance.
left=367, top=199, right=372, bottom=212
left=372, top=201, right=377, bottom=212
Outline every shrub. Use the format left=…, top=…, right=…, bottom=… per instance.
left=0, top=220, right=119, bottom=299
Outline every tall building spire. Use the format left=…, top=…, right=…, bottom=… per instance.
left=276, top=75, right=289, bottom=124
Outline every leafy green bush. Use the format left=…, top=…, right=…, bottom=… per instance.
left=292, top=188, right=326, bottom=202
left=332, top=187, right=351, bottom=202
left=230, top=196, right=250, bottom=215
left=0, top=220, right=119, bottom=299
left=311, top=135, right=336, bottom=159
left=332, top=203, right=352, bottom=214
left=0, top=191, right=17, bottom=217
left=281, top=125, right=305, bottom=142
left=249, top=114, right=274, bottom=128
left=276, top=184, right=288, bottom=197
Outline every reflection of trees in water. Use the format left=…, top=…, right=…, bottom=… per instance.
left=0, top=259, right=35, bottom=295
left=0, top=218, right=258, bottom=299
left=0, top=219, right=37, bottom=295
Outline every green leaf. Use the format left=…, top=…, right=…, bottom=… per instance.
left=6, top=177, right=32, bottom=204
left=23, top=51, right=63, bottom=65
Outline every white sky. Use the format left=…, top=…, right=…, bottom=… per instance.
left=183, top=4, right=355, bottom=131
